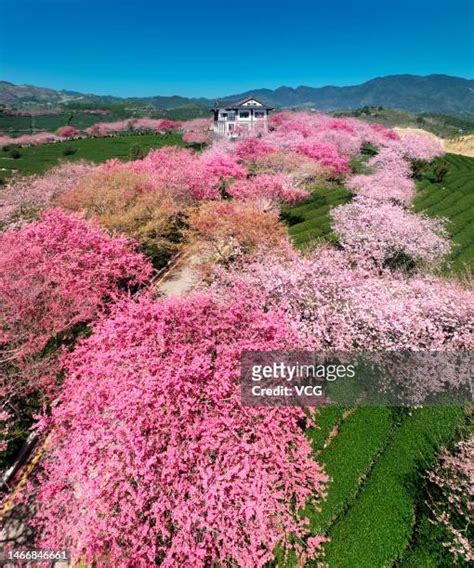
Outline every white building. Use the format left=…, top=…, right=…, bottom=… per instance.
left=211, top=96, right=274, bottom=137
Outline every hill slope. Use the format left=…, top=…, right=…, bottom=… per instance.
left=1, top=74, right=473, bottom=117
left=229, top=75, right=474, bottom=118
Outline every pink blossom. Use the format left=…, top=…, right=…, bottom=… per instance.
left=234, top=137, right=275, bottom=162
left=389, top=132, right=445, bottom=161
left=426, top=438, right=474, bottom=564
left=227, top=173, right=309, bottom=204
left=56, top=125, right=79, bottom=138
left=347, top=170, right=415, bottom=205
left=331, top=198, right=451, bottom=269
left=30, top=293, right=327, bottom=567
left=124, top=147, right=222, bottom=201
left=202, top=154, right=247, bottom=184
left=0, top=161, right=96, bottom=225
left=370, top=123, right=400, bottom=141
left=0, top=208, right=152, bottom=398
left=0, top=132, right=60, bottom=147
left=210, top=247, right=473, bottom=354
left=183, top=130, right=209, bottom=145
left=295, top=141, right=350, bottom=174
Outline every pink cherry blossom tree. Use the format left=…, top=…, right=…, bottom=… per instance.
left=331, top=198, right=451, bottom=270
left=0, top=208, right=152, bottom=400
left=28, top=293, right=328, bottom=567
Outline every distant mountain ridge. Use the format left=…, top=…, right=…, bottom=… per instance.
left=1, top=74, right=473, bottom=118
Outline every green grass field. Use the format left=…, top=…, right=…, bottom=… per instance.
left=0, top=132, right=184, bottom=183
left=282, top=153, right=473, bottom=566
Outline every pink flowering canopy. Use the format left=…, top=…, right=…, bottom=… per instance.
left=31, top=293, right=328, bottom=567
left=0, top=208, right=152, bottom=398
left=331, top=198, right=451, bottom=269
left=234, top=137, right=275, bottom=162
left=210, top=246, right=473, bottom=358
left=3, top=108, right=464, bottom=566
left=56, top=125, right=79, bottom=138
left=227, top=173, right=309, bottom=205
left=0, top=161, right=96, bottom=225
left=426, top=437, right=474, bottom=563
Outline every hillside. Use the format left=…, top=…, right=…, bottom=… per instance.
left=1, top=74, right=473, bottom=118
left=334, top=107, right=474, bottom=138
left=229, top=75, right=474, bottom=118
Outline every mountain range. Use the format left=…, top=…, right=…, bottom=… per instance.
left=1, top=74, right=473, bottom=118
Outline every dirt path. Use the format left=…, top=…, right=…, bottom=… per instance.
left=154, top=250, right=203, bottom=297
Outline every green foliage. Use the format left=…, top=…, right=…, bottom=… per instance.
left=62, top=145, right=77, bottom=156
left=322, top=406, right=465, bottom=567
left=410, top=158, right=429, bottom=179
left=129, top=143, right=145, bottom=161
left=433, top=159, right=450, bottom=182
left=305, top=407, right=393, bottom=534
left=281, top=185, right=352, bottom=248
left=361, top=142, right=378, bottom=156
left=307, top=405, right=348, bottom=451
left=414, top=154, right=474, bottom=274
left=398, top=508, right=465, bottom=567
left=9, top=146, right=21, bottom=159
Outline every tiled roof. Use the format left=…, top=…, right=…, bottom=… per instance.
left=210, top=96, right=274, bottom=110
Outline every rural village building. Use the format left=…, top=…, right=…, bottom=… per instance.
left=211, top=96, right=274, bottom=137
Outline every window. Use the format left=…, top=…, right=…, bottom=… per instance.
left=254, top=111, right=265, bottom=118
left=239, top=111, right=250, bottom=118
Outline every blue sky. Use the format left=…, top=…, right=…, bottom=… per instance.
left=1, top=0, right=473, bottom=97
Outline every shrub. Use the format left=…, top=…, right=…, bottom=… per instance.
left=9, top=147, right=21, bottom=159
left=361, top=142, right=378, bottom=156
left=61, top=145, right=76, bottom=156
left=433, top=160, right=450, bottom=183
left=411, top=158, right=429, bottom=179
left=129, top=143, right=145, bottom=161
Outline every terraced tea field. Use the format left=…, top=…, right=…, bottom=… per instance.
left=284, top=153, right=474, bottom=274
left=281, top=185, right=352, bottom=248
left=283, top=153, right=473, bottom=566
left=414, top=153, right=474, bottom=274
